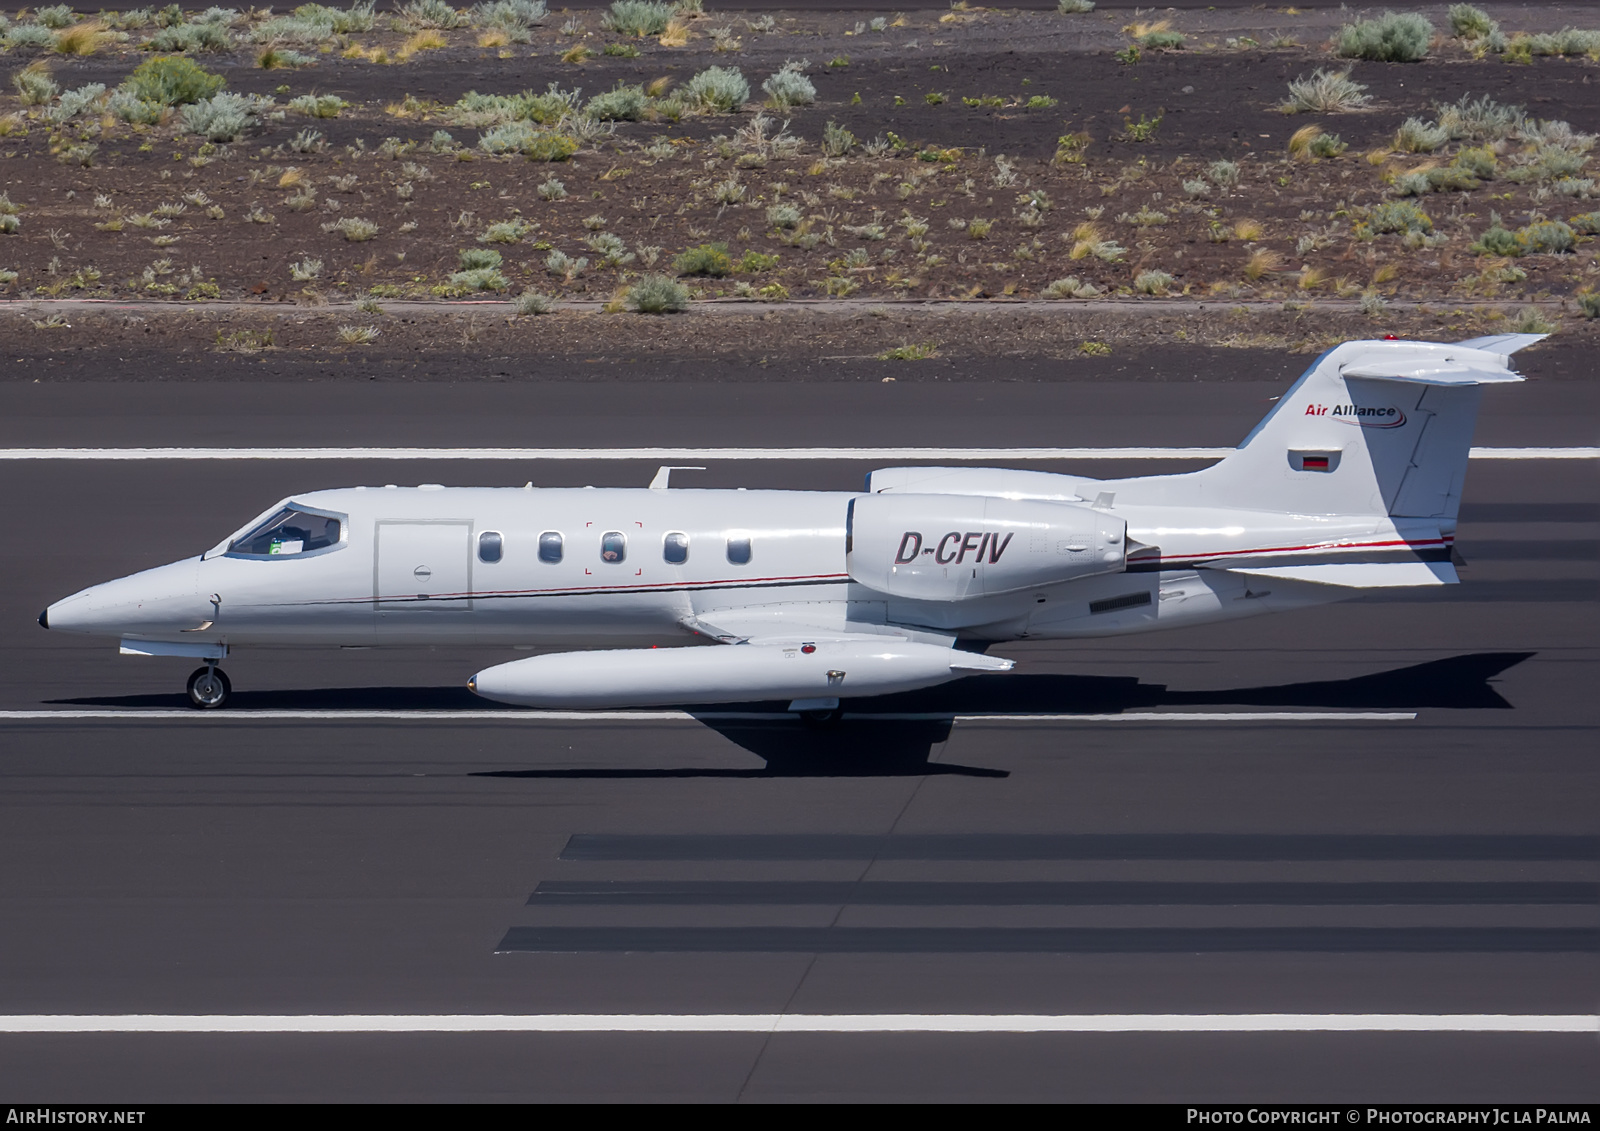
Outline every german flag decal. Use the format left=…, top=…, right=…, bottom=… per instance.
left=1289, top=450, right=1341, bottom=473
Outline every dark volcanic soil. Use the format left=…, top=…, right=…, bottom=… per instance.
left=4, top=4, right=1600, bottom=360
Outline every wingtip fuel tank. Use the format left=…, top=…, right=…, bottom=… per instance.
left=469, top=640, right=1014, bottom=709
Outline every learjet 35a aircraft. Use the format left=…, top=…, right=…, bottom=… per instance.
left=41, top=334, right=1537, bottom=711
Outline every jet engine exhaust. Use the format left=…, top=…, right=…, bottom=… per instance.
left=468, top=641, right=1013, bottom=709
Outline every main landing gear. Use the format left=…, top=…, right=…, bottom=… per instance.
left=187, top=665, right=232, bottom=709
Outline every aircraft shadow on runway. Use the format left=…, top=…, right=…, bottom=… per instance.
left=56, top=650, right=1530, bottom=779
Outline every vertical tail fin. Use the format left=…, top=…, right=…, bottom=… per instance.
left=1196, top=337, right=1534, bottom=518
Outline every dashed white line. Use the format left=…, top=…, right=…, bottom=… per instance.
left=0, top=710, right=1416, bottom=723
left=0, top=1014, right=1589, bottom=1034
left=0, top=447, right=1591, bottom=461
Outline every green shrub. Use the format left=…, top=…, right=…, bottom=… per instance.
left=1568, top=211, right=1600, bottom=234
left=36, top=5, right=76, bottom=30
left=478, top=121, right=577, bottom=160
left=299, top=3, right=379, bottom=33
left=674, top=242, right=732, bottom=276
left=179, top=92, right=267, bottom=141
left=762, top=61, right=816, bottom=108
left=1309, top=133, right=1347, bottom=159
left=1424, top=165, right=1480, bottom=192
left=686, top=66, right=749, bottom=112
left=604, top=0, right=673, bottom=36
left=1208, top=159, right=1240, bottom=187
left=1133, top=269, right=1174, bottom=294
left=513, top=288, right=555, bottom=315
left=738, top=250, right=779, bottom=273
left=766, top=202, right=802, bottom=229
left=12, top=65, right=59, bottom=105
left=523, top=132, right=577, bottom=161
left=628, top=274, right=689, bottom=313
left=108, top=89, right=165, bottom=124
left=1521, top=220, right=1576, bottom=254
left=126, top=55, right=226, bottom=105
left=1394, top=117, right=1449, bottom=153
left=822, top=120, right=855, bottom=157
left=473, top=0, right=547, bottom=32
left=1447, top=4, right=1494, bottom=37
left=145, top=21, right=235, bottom=52
left=398, top=0, right=467, bottom=29
left=288, top=94, right=348, bottom=118
left=447, top=267, right=510, bottom=292
left=1437, top=94, right=1524, bottom=142
left=1042, top=276, right=1099, bottom=298
left=1057, top=0, right=1095, bottom=11
left=1470, top=216, right=1524, bottom=256
left=1453, top=145, right=1498, bottom=178
left=1336, top=11, right=1434, bottom=62
left=5, top=25, right=57, bottom=49
left=1510, top=306, right=1557, bottom=334
left=1576, top=291, right=1600, bottom=320
left=459, top=247, right=503, bottom=270
left=1140, top=30, right=1184, bottom=50
left=1282, top=69, right=1371, bottom=113
left=585, top=84, right=648, bottom=121
left=1368, top=199, right=1432, bottom=234
left=479, top=219, right=531, bottom=243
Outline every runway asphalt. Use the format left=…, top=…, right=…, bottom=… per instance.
left=0, top=373, right=1594, bottom=1101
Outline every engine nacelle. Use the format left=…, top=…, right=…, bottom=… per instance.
left=846, top=494, right=1127, bottom=601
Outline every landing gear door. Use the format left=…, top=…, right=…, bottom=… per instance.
left=375, top=522, right=472, bottom=612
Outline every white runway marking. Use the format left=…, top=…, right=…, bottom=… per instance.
left=0, top=710, right=1416, bottom=723
left=0, top=1014, right=1590, bottom=1034
left=0, top=446, right=1592, bottom=461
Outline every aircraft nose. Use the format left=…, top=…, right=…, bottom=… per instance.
left=43, top=559, right=204, bottom=638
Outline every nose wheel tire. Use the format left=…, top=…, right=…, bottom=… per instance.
left=187, top=666, right=231, bottom=709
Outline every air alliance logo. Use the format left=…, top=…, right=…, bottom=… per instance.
left=1305, top=402, right=1407, bottom=428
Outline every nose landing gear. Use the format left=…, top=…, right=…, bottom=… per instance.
left=187, top=665, right=232, bottom=709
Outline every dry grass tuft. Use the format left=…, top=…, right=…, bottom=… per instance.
left=1287, top=124, right=1322, bottom=161
left=1243, top=247, right=1282, bottom=280
left=646, top=76, right=673, bottom=98
left=278, top=168, right=308, bottom=189
left=1372, top=263, right=1399, bottom=285
left=53, top=21, right=110, bottom=56
left=1234, top=218, right=1265, bottom=241
left=1069, top=229, right=1101, bottom=259
left=658, top=19, right=691, bottom=47
left=1122, top=18, right=1171, bottom=36
left=477, top=29, right=510, bottom=48
left=397, top=30, right=447, bottom=61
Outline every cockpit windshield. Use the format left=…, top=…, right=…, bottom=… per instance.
left=229, top=506, right=343, bottom=557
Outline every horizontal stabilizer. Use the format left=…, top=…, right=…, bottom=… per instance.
left=1339, top=362, right=1523, bottom=386
left=1226, top=561, right=1457, bottom=588
left=1454, top=333, right=1549, bottom=358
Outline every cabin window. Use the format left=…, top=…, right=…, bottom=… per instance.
left=229, top=506, right=343, bottom=558
left=538, top=531, right=563, bottom=564
left=478, top=531, right=503, bottom=563
left=600, top=531, right=627, bottom=563
left=663, top=531, right=689, bottom=565
left=726, top=535, right=752, bottom=565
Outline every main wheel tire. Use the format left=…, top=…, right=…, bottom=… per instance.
left=186, top=666, right=231, bottom=709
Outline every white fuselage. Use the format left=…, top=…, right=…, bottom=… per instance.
left=47, top=477, right=1418, bottom=652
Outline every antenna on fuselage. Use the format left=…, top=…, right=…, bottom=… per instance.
left=649, top=466, right=708, bottom=489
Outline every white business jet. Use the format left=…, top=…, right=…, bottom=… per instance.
left=41, top=334, right=1537, bottom=711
